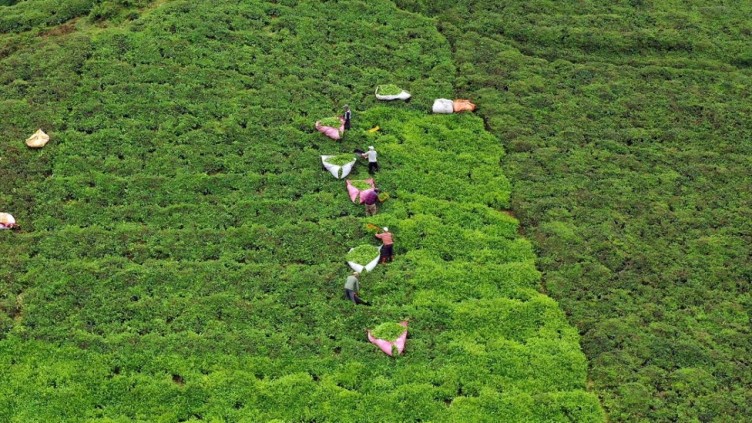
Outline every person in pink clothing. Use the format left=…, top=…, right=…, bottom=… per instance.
left=360, top=188, right=380, bottom=216
left=375, top=227, right=394, bottom=263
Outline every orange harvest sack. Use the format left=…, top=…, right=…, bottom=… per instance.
left=453, top=99, right=476, bottom=112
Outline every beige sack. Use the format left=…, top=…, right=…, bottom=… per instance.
left=26, top=129, right=50, bottom=148
left=0, top=213, right=16, bottom=226
left=453, top=99, right=476, bottom=112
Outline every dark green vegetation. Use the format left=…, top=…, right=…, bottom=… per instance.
left=397, top=1, right=752, bottom=421
left=0, top=0, right=151, bottom=32
left=0, top=0, right=603, bottom=421
left=349, top=179, right=373, bottom=191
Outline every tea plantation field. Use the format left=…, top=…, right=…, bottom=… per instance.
left=400, top=1, right=752, bottom=422
left=0, top=1, right=604, bottom=421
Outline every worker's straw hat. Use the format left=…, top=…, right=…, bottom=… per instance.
left=383, top=227, right=388, bottom=231
left=368, top=146, right=374, bottom=150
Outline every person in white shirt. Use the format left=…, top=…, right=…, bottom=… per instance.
left=361, top=146, right=379, bottom=174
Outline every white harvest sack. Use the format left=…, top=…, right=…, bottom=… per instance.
left=347, top=246, right=381, bottom=273
left=432, top=99, right=454, bottom=114
left=375, top=86, right=411, bottom=101
left=321, top=155, right=356, bottom=179
left=0, top=213, right=16, bottom=229
left=26, top=129, right=50, bottom=148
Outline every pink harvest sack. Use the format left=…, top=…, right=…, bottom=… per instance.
left=367, top=321, right=408, bottom=356
left=345, top=179, right=375, bottom=203
left=315, top=118, right=345, bottom=140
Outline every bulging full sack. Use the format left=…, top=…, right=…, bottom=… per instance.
left=321, top=155, right=356, bottom=179
left=346, top=245, right=381, bottom=273
left=368, top=321, right=408, bottom=356
left=432, top=99, right=454, bottom=114
left=453, top=99, right=476, bottom=112
left=0, top=213, right=16, bottom=229
left=315, top=118, right=345, bottom=140
left=375, top=85, right=411, bottom=101
left=26, top=129, right=50, bottom=148
left=345, top=178, right=375, bottom=203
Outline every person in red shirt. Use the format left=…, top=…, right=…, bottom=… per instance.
left=375, top=227, right=394, bottom=263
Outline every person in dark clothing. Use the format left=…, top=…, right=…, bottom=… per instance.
left=343, top=105, right=352, bottom=130
left=343, top=272, right=370, bottom=305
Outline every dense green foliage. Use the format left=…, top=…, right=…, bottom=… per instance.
left=397, top=1, right=752, bottom=421
left=349, top=179, right=372, bottom=191
left=371, top=322, right=405, bottom=341
left=346, top=245, right=380, bottom=265
left=0, top=0, right=602, bottom=421
left=377, top=84, right=403, bottom=95
left=318, top=117, right=342, bottom=128
left=324, top=154, right=356, bottom=166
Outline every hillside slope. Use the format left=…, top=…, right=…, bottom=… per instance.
left=0, top=1, right=603, bottom=421
left=399, top=1, right=752, bottom=421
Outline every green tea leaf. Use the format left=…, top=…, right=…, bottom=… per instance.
left=346, top=245, right=379, bottom=264
left=319, top=117, right=342, bottom=128
left=324, top=154, right=356, bottom=166
left=377, top=84, right=402, bottom=95
left=371, top=322, right=405, bottom=341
